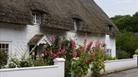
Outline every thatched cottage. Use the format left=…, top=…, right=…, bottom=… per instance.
left=0, top=0, right=118, bottom=58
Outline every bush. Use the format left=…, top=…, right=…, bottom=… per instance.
left=104, top=55, right=116, bottom=60
left=0, top=50, right=8, bottom=68
left=135, top=49, right=138, bottom=55
left=117, top=50, right=130, bottom=59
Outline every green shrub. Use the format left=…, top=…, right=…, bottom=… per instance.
left=117, top=50, right=130, bottom=59
left=8, top=62, right=17, bottom=68
left=0, top=50, right=8, bottom=68
left=104, top=55, right=116, bottom=60
left=20, top=60, right=32, bottom=67
left=135, top=49, right=138, bottom=55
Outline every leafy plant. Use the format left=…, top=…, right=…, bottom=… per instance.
left=135, top=49, right=138, bottom=55
left=0, top=50, right=8, bottom=68
left=71, top=40, right=105, bottom=77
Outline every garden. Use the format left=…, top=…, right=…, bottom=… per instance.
left=1, top=34, right=137, bottom=77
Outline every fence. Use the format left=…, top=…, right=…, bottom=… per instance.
left=0, top=58, right=65, bottom=77
left=103, top=55, right=138, bottom=74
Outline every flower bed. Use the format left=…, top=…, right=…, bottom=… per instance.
left=1, top=34, right=106, bottom=77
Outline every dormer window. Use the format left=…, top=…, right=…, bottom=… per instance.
left=108, top=25, right=112, bottom=32
left=32, top=11, right=42, bottom=25
left=73, top=18, right=81, bottom=32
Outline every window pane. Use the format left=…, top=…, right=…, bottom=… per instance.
left=6, top=44, right=9, bottom=48
left=0, top=43, right=9, bottom=54
left=2, top=44, right=5, bottom=48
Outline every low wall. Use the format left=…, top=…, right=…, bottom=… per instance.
left=103, top=55, right=138, bottom=74
left=0, top=58, right=65, bottom=77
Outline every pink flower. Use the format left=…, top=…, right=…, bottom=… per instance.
left=95, top=40, right=101, bottom=49
left=84, top=38, right=87, bottom=48
left=71, top=40, right=76, bottom=49
left=86, top=41, right=93, bottom=51
left=58, top=39, right=62, bottom=49
left=50, top=51, right=57, bottom=58
left=57, top=51, right=62, bottom=57
left=73, top=51, right=78, bottom=57
left=50, top=33, right=55, bottom=43
left=61, top=48, right=65, bottom=53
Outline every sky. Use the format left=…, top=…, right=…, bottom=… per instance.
left=95, top=0, right=138, bottom=17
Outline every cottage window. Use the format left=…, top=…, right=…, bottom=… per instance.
left=32, top=12, right=42, bottom=25
left=73, top=18, right=81, bottom=32
left=105, top=49, right=112, bottom=56
left=0, top=43, right=9, bottom=54
left=108, top=25, right=112, bottom=31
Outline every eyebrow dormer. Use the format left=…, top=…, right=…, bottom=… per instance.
left=32, top=10, right=46, bottom=25
left=73, top=18, right=82, bottom=32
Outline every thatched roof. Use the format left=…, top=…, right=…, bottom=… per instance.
left=0, top=0, right=118, bottom=35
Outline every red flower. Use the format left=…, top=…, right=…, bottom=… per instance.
left=77, top=51, right=81, bottom=57
left=71, top=40, right=76, bottom=49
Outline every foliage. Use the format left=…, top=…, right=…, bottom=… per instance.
left=116, top=50, right=130, bottom=59
left=104, top=55, right=116, bottom=60
left=31, top=35, right=75, bottom=75
left=116, top=31, right=138, bottom=58
left=71, top=40, right=105, bottom=77
left=8, top=58, right=32, bottom=68
left=91, top=47, right=105, bottom=77
left=0, top=50, right=8, bottom=68
left=4, top=35, right=106, bottom=77
left=135, top=49, right=138, bottom=55
left=111, top=12, right=138, bottom=32
left=111, top=12, right=138, bottom=59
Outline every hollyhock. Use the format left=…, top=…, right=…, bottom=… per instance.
left=95, top=40, right=101, bottom=49
left=61, top=48, right=65, bottom=53
left=73, top=51, right=78, bottom=57
left=84, top=38, right=87, bottom=48
left=50, top=33, right=55, bottom=43
left=58, top=39, right=62, bottom=49
left=71, top=40, right=76, bottom=49
left=91, top=52, right=96, bottom=61
left=57, top=51, right=62, bottom=57
left=82, top=58, right=89, bottom=65
left=76, top=51, right=81, bottom=57
left=86, top=41, right=93, bottom=51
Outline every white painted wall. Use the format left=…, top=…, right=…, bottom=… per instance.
left=0, top=58, right=65, bottom=77
left=0, top=23, right=116, bottom=58
left=66, top=31, right=116, bottom=57
left=0, top=24, right=41, bottom=58
left=102, top=55, right=138, bottom=74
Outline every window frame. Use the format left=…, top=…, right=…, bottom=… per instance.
left=73, top=18, right=81, bottom=32
left=0, top=41, right=11, bottom=56
left=32, top=11, right=43, bottom=25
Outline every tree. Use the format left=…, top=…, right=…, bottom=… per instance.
left=116, top=31, right=138, bottom=58
left=111, top=12, right=138, bottom=32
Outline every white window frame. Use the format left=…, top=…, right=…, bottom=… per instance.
left=32, top=12, right=42, bottom=25
left=73, top=20, right=78, bottom=32
left=105, top=49, right=112, bottom=56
